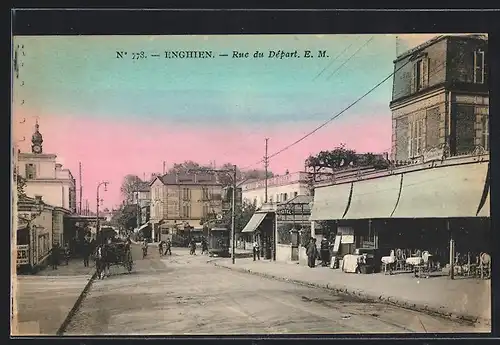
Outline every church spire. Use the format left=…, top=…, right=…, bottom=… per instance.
left=31, top=118, right=43, bottom=154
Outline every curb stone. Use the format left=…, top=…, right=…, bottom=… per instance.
left=213, top=262, right=490, bottom=328
left=56, top=270, right=97, bottom=336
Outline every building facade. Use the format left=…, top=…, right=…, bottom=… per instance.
left=149, top=173, right=223, bottom=240
left=240, top=171, right=311, bottom=208
left=16, top=196, right=55, bottom=271
left=391, top=34, right=489, bottom=161
left=17, top=122, right=77, bottom=213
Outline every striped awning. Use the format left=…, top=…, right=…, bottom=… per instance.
left=241, top=212, right=268, bottom=233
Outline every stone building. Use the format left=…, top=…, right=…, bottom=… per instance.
left=149, top=173, right=223, bottom=241
left=390, top=34, right=488, bottom=161
left=17, top=121, right=77, bottom=213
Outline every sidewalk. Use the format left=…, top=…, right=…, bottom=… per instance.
left=12, top=259, right=96, bottom=335
left=212, top=258, right=491, bottom=327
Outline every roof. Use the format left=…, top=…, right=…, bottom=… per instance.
left=394, top=34, right=488, bottom=62
left=153, top=172, right=220, bottom=186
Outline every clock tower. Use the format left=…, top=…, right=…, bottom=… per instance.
left=31, top=119, right=43, bottom=154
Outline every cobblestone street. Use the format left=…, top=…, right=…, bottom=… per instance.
left=63, top=244, right=481, bottom=335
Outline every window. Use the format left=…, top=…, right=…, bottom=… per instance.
left=481, top=115, right=489, bottom=150
left=408, top=117, right=425, bottom=158
left=182, top=204, right=191, bottom=218
left=202, top=187, right=209, bottom=200
left=182, top=188, right=190, bottom=200
left=412, top=58, right=428, bottom=92
left=25, top=163, right=36, bottom=179
left=453, top=105, right=475, bottom=155
left=202, top=204, right=210, bottom=217
left=294, top=191, right=298, bottom=198
left=269, top=196, right=273, bottom=203
left=283, top=193, right=288, bottom=201
left=474, top=49, right=485, bottom=84
left=426, top=107, right=441, bottom=149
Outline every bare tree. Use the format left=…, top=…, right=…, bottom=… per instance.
left=120, top=174, right=143, bottom=203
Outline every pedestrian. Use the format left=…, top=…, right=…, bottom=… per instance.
left=82, top=238, right=90, bottom=267
left=158, top=240, right=165, bottom=256
left=201, top=237, right=208, bottom=255
left=253, top=239, right=260, bottom=261
left=51, top=242, right=60, bottom=270
left=320, top=236, right=330, bottom=267
left=165, top=238, right=172, bottom=255
left=189, top=238, right=196, bottom=255
left=306, top=238, right=318, bottom=268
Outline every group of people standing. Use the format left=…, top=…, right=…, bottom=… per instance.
left=306, top=236, right=332, bottom=268
left=158, top=239, right=172, bottom=256
left=189, top=237, right=208, bottom=255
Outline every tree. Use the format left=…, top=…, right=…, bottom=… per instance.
left=305, top=143, right=388, bottom=174
left=167, top=161, right=209, bottom=174
left=111, top=204, right=138, bottom=231
left=17, top=174, right=27, bottom=199
left=120, top=174, right=144, bottom=202
left=241, top=169, right=274, bottom=181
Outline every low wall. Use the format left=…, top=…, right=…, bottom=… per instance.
left=276, top=244, right=291, bottom=262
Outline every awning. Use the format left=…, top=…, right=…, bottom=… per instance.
left=343, top=174, right=402, bottom=219
left=241, top=212, right=267, bottom=233
left=477, top=189, right=490, bottom=217
left=310, top=182, right=352, bottom=221
left=392, top=162, right=488, bottom=218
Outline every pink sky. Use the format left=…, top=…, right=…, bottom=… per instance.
left=13, top=111, right=391, bottom=210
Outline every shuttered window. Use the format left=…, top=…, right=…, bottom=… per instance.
left=426, top=107, right=441, bottom=149
left=454, top=105, right=476, bottom=155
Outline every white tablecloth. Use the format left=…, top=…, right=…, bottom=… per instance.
left=342, top=254, right=361, bottom=273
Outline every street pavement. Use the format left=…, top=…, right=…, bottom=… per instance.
left=13, top=259, right=95, bottom=335
left=64, top=244, right=482, bottom=335
left=213, top=258, right=491, bottom=330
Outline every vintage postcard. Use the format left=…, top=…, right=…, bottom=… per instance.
left=11, top=33, right=490, bottom=336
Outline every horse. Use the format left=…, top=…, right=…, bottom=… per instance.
left=95, top=245, right=110, bottom=279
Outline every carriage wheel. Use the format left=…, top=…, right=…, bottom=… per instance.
left=126, top=251, right=133, bottom=272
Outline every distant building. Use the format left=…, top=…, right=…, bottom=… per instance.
left=240, top=171, right=311, bottom=209
left=390, top=34, right=489, bottom=161
left=149, top=173, right=223, bottom=241
left=17, top=121, right=77, bottom=213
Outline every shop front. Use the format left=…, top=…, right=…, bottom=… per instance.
left=275, top=195, right=312, bottom=262
left=241, top=204, right=276, bottom=260
left=309, top=158, right=490, bottom=277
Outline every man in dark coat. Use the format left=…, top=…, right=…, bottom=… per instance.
left=320, top=236, right=330, bottom=267
left=82, top=238, right=90, bottom=267
left=306, top=238, right=318, bottom=268
left=51, top=243, right=60, bottom=269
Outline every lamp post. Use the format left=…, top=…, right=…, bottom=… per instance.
left=188, top=165, right=238, bottom=264
left=96, top=181, right=109, bottom=244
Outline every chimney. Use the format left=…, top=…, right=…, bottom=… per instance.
left=194, top=173, right=197, bottom=183
left=56, top=163, right=62, bottom=169
left=175, top=173, right=179, bottom=183
left=34, top=195, right=43, bottom=203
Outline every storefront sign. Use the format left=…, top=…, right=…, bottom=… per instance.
left=17, top=245, right=29, bottom=265
left=338, top=226, right=354, bottom=244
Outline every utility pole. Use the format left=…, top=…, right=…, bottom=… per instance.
left=79, top=162, right=83, bottom=214
left=163, top=161, right=166, bottom=175
left=231, top=164, right=237, bottom=264
left=264, top=138, right=269, bottom=203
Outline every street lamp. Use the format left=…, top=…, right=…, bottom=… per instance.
left=96, top=181, right=109, bottom=244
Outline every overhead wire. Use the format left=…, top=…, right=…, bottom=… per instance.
left=239, top=51, right=419, bottom=171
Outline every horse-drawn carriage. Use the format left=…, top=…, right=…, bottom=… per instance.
left=95, top=240, right=133, bottom=279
